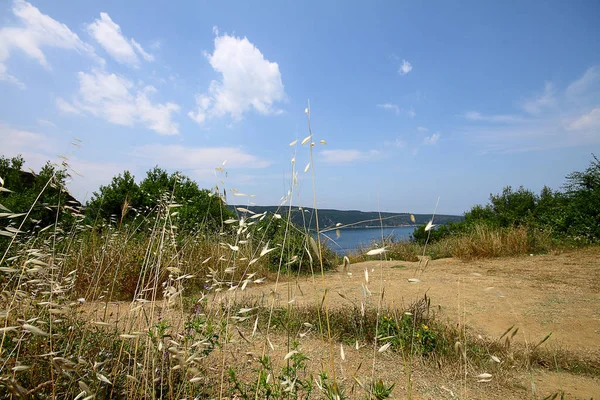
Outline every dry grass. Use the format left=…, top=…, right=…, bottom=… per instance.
left=348, top=224, right=557, bottom=265
left=0, top=112, right=596, bottom=399
left=447, top=224, right=554, bottom=261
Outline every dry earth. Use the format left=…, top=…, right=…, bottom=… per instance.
left=242, top=247, right=600, bottom=354
left=90, top=247, right=600, bottom=399
left=224, top=247, right=600, bottom=398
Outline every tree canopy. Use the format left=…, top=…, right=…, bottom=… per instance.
left=86, top=166, right=233, bottom=231
left=0, top=155, right=74, bottom=234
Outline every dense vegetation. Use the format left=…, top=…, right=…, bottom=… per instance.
left=0, top=155, right=80, bottom=253
left=87, top=166, right=234, bottom=232
left=411, top=155, right=600, bottom=246
left=0, top=156, right=336, bottom=274
left=1, top=152, right=597, bottom=399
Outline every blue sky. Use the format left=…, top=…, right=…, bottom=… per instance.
left=0, top=0, right=598, bottom=215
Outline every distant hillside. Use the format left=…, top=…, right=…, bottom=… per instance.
left=229, top=205, right=463, bottom=231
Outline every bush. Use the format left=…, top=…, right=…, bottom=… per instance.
left=0, top=155, right=80, bottom=254
left=249, top=213, right=338, bottom=273
left=411, top=221, right=466, bottom=245
left=86, top=166, right=234, bottom=232
left=411, top=154, right=600, bottom=250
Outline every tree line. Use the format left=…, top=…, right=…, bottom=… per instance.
left=412, top=155, right=600, bottom=244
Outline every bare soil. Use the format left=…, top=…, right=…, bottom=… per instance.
left=90, top=247, right=600, bottom=399
left=246, top=247, right=600, bottom=354
left=227, top=246, right=600, bottom=398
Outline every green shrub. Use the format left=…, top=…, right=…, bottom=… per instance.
left=86, top=166, right=234, bottom=232
left=250, top=213, right=338, bottom=273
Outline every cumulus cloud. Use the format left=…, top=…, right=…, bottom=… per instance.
left=0, top=0, right=100, bottom=87
left=57, top=69, right=180, bottom=135
left=319, top=149, right=380, bottom=164
left=189, top=31, right=286, bottom=125
left=86, top=12, right=153, bottom=67
left=423, top=133, right=440, bottom=145
left=398, top=60, right=412, bottom=75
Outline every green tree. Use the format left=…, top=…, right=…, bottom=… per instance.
left=561, top=155, right=600, bottom=240
left=86, top=166, right=233, bottom=231
left=87, top=170, right=141, bottom=224
left=487, top=186, right=538, bottom=227
left=1, top=155, right=73, bottom=252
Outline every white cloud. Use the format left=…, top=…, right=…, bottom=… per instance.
left=398, top=60, right=412, bottom=75
left=567, top=108, right=600, bottom=131
left=463, top=111, right=523, bottom=123
left=377, top=103, right=400, bottom=114
left=394, top=138, right=407, bottom=148
left=148, top=40, right=162, bottom=51
left=460, top=65, right=600, bottom=153
left=86, top=12, right=153, bottom=67
left=130, top=144, right=270, bottom=178
left=319, top=149, right=380, bottom=164
left=0, top=124, right=59, bottom=180
left=0, top=0, right=100, bottom=86
left=566, top=66, right=599, bottom=104
left=423, top=133, right=440, bottom=145
left=417, top=126, right=428, bottom=132
left=189, top=32, right=286, bottom=125
left=37, top=119, right=56, bottom=128
left=130, top=39, right=154, bottom=62
left=522, top=82, right=556, bottom=114
left=58, top=69, right=180, bottom=135
left=56, top=97, right=83, bottom=114
left=377, top=103, right=415, bottom=118
left=0, top=124, right=56, bottom=155
left=463, top=67, right=600, bottom=153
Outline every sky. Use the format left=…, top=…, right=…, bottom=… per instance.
left=0, top=0, right=599, bottom=215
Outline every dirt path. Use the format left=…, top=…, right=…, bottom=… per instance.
left=242, top=247, right=600, bottom=354
left=84, top=248, right=600, bottom=398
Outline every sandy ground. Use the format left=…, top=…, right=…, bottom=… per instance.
left=88, top=247, right=600, bottom=399
left=241, top=247, right=600, bottom=354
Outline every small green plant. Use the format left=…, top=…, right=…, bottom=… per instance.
left=317, top=371, right=346, bottom=400
left=184, top=313, right=221, bottom=356
left=229, top=344, right=314, bottom=400
left=279, top=341, right=314, bottom=399
left=229, top=355, right=280, bottom=399
left=368, top=379, right=395, bottom=400
left=377, top=312, right=437, bottom=356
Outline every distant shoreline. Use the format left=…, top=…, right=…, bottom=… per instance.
left=327, top=225, right=417, bottom=229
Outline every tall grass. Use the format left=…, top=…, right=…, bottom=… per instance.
left=0, top=115, right=594, bottom=400
left=349, top=224, right=557, bottom=264
left=447, top=224, right=554, bottom=260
